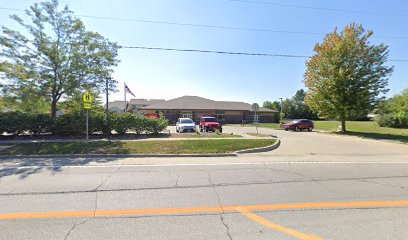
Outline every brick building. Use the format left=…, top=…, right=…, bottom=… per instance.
left=142, top=96, right=277, bottom=124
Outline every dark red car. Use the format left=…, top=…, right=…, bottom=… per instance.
left=199, top=117, right=222, bottom=132
left=283, top=119, right=314, bottom=131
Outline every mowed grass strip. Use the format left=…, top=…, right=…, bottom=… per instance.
left=245, top=121, right=407, bottom=143
left=0, top=139, right=277, bottom=155
left=313, top=121, right=408, bottom=143
left=229, top=121, right=408, bottom=143
left=170, top=134, right=242, bottom=138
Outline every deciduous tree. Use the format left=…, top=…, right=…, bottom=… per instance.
left=0, top=0, right=119, bottom=119
left=304, top=23, right=393, bottom=133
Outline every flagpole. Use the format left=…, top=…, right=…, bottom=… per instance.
left=124, top=82, right=126, bottom=112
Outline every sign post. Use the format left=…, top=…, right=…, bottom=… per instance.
left=251, top=103, right=260, bottom=135
left=83, top=91, right=93, bottom=140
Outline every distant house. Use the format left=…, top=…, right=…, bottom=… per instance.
left=106, top=99, right=164, bottom=113
left=142, top=96, right=278, bottom=124
left=128, top=99, right=165, bottom=114
left=106, top=101, right=128, bottom=113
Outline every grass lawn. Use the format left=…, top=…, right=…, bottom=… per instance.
left=228, top=121, right=408, bottom=143
left=0, top=139, right=277, bottom=155
left=170, top=134, right=242, bottom=138
left=245, top=133, right=274, bottom=137
left=314, top=121, right=408, bottom=143
left=226, top=123, right=281, bottom=129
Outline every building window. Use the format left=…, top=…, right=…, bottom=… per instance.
left=181, top=111, right=193, bottom=119
left=215, top=111, right=225, bottom=121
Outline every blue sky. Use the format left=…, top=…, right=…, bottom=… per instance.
left=1, top=0, right=407, bottom=105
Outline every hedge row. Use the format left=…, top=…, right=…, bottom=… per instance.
left=0, top=111, right=52, bottom=135
left=376, top=113, right=408, bottom=128
left=0, top=111, right=168, bottom=135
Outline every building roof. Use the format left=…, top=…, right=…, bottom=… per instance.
left=106, top=101, right=127, bottom=110
left=129, top=99, right=165, bottom=106
left=142, top=96, right=277, bottom=112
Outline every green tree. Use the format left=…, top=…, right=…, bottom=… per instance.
left=304, top=23, right=393, bottom=133
left=264, top=89, right=318, bottom=121
left=376, top=88, right=408, bottom=128
left=262, top=101, right=280, bottom=111
left=289, top=89, right=319, bottom=120
left=0, top=0, right=119, bottom=119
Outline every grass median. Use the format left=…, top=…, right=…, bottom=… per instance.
left=0, top=139, right=277, bottom=155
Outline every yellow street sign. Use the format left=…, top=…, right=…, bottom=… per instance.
left=84, top=102, right=92, bottom=109
left=83, top=91, right=92, bottom=104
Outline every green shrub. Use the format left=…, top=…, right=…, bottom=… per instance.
left=130, top=116, right=148, bottom=134
left=0, top=111, right=28, bottom=135
left=375, top=88, right=408, bottom=128
left=0, top=109, right=169, bottom=136
left=0, top=112, right=52, bottom=135
left=377, top=113, right=408, bottom=128
left=90, top=110, right=110, bottom=135
left=110, top=112, right=135, bottom=135
left=26, top=113, right=52, bottom=134
left=144, top=117, right=168, bottom=134
left=51, top=111, right=84, bottom=134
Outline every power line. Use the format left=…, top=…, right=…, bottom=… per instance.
left=1, top=7, right=408, bottom=62
left=120, top=45, right=310, bottom=58
left=120, top=45, right=408, bottom=62
left=1, top=7, right=408, bottom=40
left=224, top=0, right=408, bottom=17
left=77, top=14, right=324, bottom=36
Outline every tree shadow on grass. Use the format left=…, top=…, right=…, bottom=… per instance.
left=340, top=131, right=408, bottom=144
left=0, top=141, right=130, bottom=179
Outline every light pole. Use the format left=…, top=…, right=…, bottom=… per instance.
left=279, top=97, right=283, bottom=123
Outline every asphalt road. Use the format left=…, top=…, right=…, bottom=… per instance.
left=1, top=126, right=407, bottom=239
left=1, top=158, right=408, bottom=240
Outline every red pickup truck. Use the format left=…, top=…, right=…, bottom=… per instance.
left=199, top=117, right=222, bottom=132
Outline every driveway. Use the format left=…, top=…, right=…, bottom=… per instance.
left=221, top=126, right=407, bottom=156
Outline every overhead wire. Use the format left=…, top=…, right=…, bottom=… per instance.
left=223, top=0, right=408, bottom=17
left=0, top=7, right=408, bottom=62
left=0, top=7, right=408, bottom=39
left=120, top=46, right=408, bottom=62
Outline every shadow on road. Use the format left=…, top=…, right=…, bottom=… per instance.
left=0, top=156, right=128, bottom=179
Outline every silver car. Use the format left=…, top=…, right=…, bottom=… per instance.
left=176, top=118, right=196, bottom=133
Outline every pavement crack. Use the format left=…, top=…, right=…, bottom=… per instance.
left=268, top=165, right=310, bottom=180
left=207, top=170, right=233, bottom=240
left=174, top=172, right=180, bottom=188
left=220, top=213, right=233, bottom=240
left=207, top=170, right=224, bottom=212
left=357, top=179, right=403, bottom=190
left=312, top=179, right=340, bottom=194
left=64, top=218, right=92, bottom=240
left=94, top=166, right=121, bottom=191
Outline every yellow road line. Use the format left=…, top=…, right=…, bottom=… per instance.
left=236, top=207, right=322, bottom=240
left=1, top=201, right=408, bottom=220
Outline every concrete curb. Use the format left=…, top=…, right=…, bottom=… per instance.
left=235, top=139, right=281, bottom=154
left=0, top=153, right=237, bottom=159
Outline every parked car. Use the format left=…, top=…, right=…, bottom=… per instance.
left=199, top=117, right=222, bottom=132
left=176, top=118, right=196, bottom=133
left=283, top=119, right=314, bottom=131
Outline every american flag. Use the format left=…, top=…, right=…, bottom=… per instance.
left=125, top=84, right=136, bottom=97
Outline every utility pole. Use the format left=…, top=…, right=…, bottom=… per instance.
left=106, top=78, right=110, bottom=141
left=124, top=82, right=126, bottom=112
left=279, top=97, right=283, bottom=123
